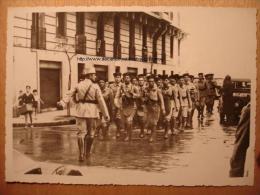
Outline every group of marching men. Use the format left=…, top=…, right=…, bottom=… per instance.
left=58, top=65, right=219, bottom=161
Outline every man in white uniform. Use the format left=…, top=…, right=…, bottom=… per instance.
left=58, top=65, right=110, bottom=161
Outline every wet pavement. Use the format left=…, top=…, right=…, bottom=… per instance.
left=13, top=108, right=237, bottom=176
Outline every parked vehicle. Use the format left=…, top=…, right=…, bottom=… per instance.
left=232, top=79, right=251, bottom=124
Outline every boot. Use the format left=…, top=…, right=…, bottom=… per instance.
left=139, top=122, right=145, bottom=138
left=115, top=119, right=121, bottom=139
left=77, top=137, right=84, bottom=162
left=124, top=124, right=132, bottom=142
left=94, top=127, right=100, bottom=138
left=84, top=136, right=94, bottom=159
left=164, top=121, right=169, bottom=139
left=170, top=118, right=174, bottom=133
left=149, top=125, right=156, bottom=143
left=184, top=118, right=189, bottom=130
left=101, top=125, right=108, bottom=140
left=189, top=118, right=193, bottom=129
left=170, top=118, right=176, bottom=135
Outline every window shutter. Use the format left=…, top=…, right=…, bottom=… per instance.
left=75, top=34, right=86, bottom=54
left=38, top=27, right=46, bottom=49
left=31, top=26, right=37, bottom=48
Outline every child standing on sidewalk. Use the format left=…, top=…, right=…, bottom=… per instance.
left=21, top=86, right=35, bottom=128
left=32, top=89, right=44, bottom=120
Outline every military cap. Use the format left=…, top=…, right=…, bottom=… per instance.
left=169, top=75, right=175, bottom=80
left=174, top=74, right=180, bottom=80
left=182, top=73, right=189, bottom=77
left=113, top=72, right=122, bottom=77
left=161, top=74, right=169, bottom=80
left=123, top=72, right=131, bottom=77
left=137, top=74, right=145, bottom=79
left=157, top=74, right=162, bottom=79
left=198, top=72, right=204, bottom=76
left=205, top=73, right=214, bottom=78
left=131, top=76, right=137, bottom=80
left=146, top=73, right=152, bottom=77
left=155, top=74, right=162, bottom=82
left=147, top=74, right=155, bottom=80
left=179, top=74, right=184, bottom=79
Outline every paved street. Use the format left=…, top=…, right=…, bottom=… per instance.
left=13, top=106, right=237, bottom=178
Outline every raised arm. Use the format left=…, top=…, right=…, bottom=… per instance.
left=96, top=87, right=110, bottom=121
left=59, top=86, right=77, bottom=107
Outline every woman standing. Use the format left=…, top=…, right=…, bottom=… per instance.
left=221, top=75, right=234, bottom=125
left=21, top=86, right=35, bottom=128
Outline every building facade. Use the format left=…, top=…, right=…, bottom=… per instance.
left=13, top=11, right=185, bottom=110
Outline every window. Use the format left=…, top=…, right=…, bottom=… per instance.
left=31, top=13, right=46, bottom=49
left=162, top=70, right=166, bottom=75
left=170, top=35, right=174, bottom=58
left=113, top=14, right=121, bottom=58
left=127, top=67, right=138, bottom=78
left=129, top=13, right=135, bottom=60
left=115, top=66, right=120, bottom=73
left=56, top=12, right=66, bottom=37
left=94, top=65, right=108, bottom=81
left=142, top=22, right=148, bottom=62
left=143, top=68, right=147, bottom=75
left=75, top=12, right=86, bottom=54
left=171, top=71, right=174, bottom=75
left=76, top=12, right=85, bottom=35
left=153, top=69, right=157, bottom=75
left=96, top=13, right=105, bottom=57
left=78, top=63, right=84, bottom=82
left=161, top=34, right=166, bottom=64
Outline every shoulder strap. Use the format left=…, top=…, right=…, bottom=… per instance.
left=83, top=83, right=93, bottom=100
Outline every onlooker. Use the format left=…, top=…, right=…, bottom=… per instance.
left=220, top=75, right=234, bottom=125
left=21, top=86, right=35, bottom=128
left=230, top=102, right=250, bottom=177
left=17, top=90, right=24, bottom=106
left=32, top=89, right=44, bottom=119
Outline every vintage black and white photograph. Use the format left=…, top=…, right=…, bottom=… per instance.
left=5, top=6, right=256, bottom=185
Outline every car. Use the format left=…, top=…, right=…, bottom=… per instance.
left=219, top=78, right=250, bottom=125
left=232, top=78, right=251, bottom=124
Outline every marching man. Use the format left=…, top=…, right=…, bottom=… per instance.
left=178, top=75, right=192, bottom=130
left=110, top=72, right=122, bottom=138
left=169, top=74, right=180, bottom=134
left=114, top=72, right=139, bottom=141
left=196, top=73, right=207, bottom=121
left=145, top=75, right=165, bottom=142
left=58, top=65, right=110, bottom=162
left=136, top=74, right=147, bottom=138
left=161, top=75, right=173, bottom=139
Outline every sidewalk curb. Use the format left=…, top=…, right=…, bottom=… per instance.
left=13, top=119, right=76, bottom=127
